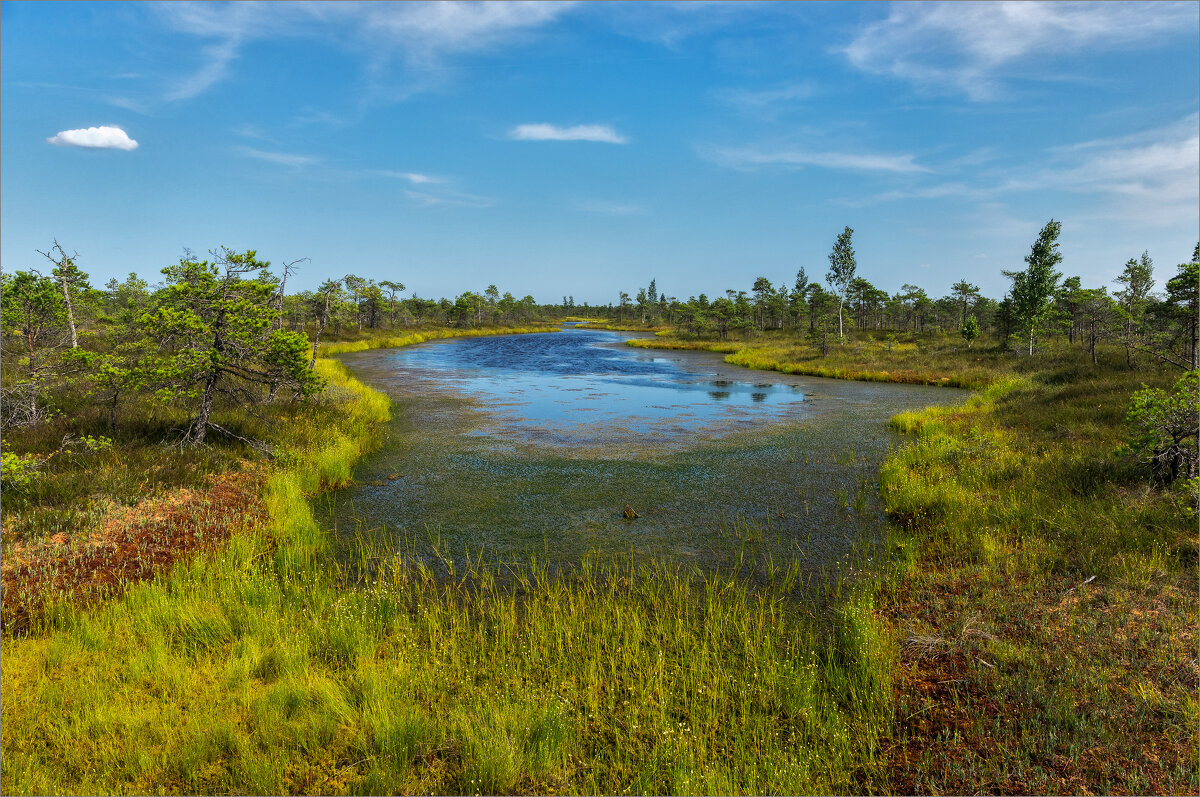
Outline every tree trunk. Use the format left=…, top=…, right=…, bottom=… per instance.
left=190, top=371, right=218, bottom=445
left=60, top=274, right=78, bottom=349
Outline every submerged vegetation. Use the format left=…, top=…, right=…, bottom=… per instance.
left=1, top=228, right=1197, bottom=794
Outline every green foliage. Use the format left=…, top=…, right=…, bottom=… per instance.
left=1, top=451, right=38, bottom=490
left=826, top=226, right=857, bottom=343
left=139, top=248, right=321, bottom=444
left=1003, top=219, right=1063, bottom=355
left=1124, top=370, right=1199, bottom=486
left=960, top=315, right=980, bottom=347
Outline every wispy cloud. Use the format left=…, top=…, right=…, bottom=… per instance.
left=235, top=146, right=319, bottom=168
left=232, top=124, right=276, bottom=142
left=164, top=39, right=240, bottom=101
left=842, top=115, right=1199, bottom=227
left=1026, top=115, right=1199, bottom=226
left=509, top=123, right=629, bottom=143
left=47, top=125, right=139, bottom=150
left=403, top=188, right=494, bottom=208
left=713, top=81, right=817, bottom=109
left=843, top=1, right=1197, bottom=100
left=707, top=144, right=928, bottom=173
left=379, top=171, right=445, bottom=185
left=153, top=2, right=575, bottom=102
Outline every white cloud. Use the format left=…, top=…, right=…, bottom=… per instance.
left=708, top=144, right=928, bottom=173
left=46, top=125, right=139, bottom=150
left=843, top=1, right=1197, bottom=100
left=509, top=123, right=629, bottom=144
left=236, top=146, right=319, bottom=167
left=378, top=171, right=445, bottom=185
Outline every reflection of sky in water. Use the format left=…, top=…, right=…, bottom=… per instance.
left=379, top=329, right=808, bottom=440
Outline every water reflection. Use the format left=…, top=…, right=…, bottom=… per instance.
left=357, top=328, right=814, bottom=450
left=331, top=329, right=970, bottom=574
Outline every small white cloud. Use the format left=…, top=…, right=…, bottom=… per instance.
left=379, top=171, right=445, bottom=184
left=509, top=123, right=628, bottom=143
left=46, top=125, right=139, bottom=150
left=236, top=146, right=319, bottom=167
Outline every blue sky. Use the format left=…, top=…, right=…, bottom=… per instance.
left=2, top=1, right=1197, bottom=304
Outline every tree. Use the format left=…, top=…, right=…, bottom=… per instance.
left=751, top=276, right=774, bottom=331
left=790, top=267, right=809, bottom=331
left=647, top=278, right=658, bottom=305
left=960, top=316, right=980, bottom=348
left=1076, top=287, right=1120, bottom=365
left=309, top=279, right=342, bottom=369
left=363, top=280, right=386, bottom=328
left=826, top=226, right=856, bottom=344
left=343, top=274, right=367, bottom=330
left=1115, top=251, right=1155, bottom=367
left=1161, top=247, right=1199, bottom=369
left=1055, top=276, right=1084, bottom=343
left=1125, top=370, right=1199, bottom=486
left=141, top=248, right=320, bottom=445
left=378, top=280, right=406, bottom=327
left=1, top=270, right=69, bottom=428
left=951, top=279, right=980, bottom=329
left=39, top=240, right=88, bottom=349
left=1003, top=219, right=1063, bottom=355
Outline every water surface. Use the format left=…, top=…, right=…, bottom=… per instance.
left=328, top=327, right=966, bottom=577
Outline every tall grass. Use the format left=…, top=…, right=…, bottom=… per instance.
left=2, top=325, right=896, bottom=795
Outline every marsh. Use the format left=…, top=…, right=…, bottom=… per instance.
left=326, top=327, right=966, bottom=577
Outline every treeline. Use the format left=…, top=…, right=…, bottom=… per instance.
left=1, top=246, right=572, bottom=444
left=283, top=278, right=546, bottom=335
left=597, top=223, right=1199, bottom=368
left=3, top=222, right=1197, bottom=448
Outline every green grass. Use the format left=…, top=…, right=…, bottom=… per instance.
left=2, top=324, right=893, bottom=794
left=870, top=360, right=1197, bottom=793
left=3, top=325, right=1195, bottom=794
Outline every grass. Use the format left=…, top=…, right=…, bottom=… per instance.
left=1, top=324, right=892, bottom=794
left=627, top=329, right=1005, bottom=389
left=870, top=361, right=1198, bottom=793
left=2, top=324, right=1195, bottom=794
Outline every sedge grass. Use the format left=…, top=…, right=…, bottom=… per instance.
left=2, top=324, right=893, bottom=795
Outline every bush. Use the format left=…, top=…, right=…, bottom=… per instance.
left=1125, top=370, right=1199, bottom=486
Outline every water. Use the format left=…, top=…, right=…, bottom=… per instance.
left=354, top=327, right=815, bottom=452
left=328, top=327, right=967, bottom=577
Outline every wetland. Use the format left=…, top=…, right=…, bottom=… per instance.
left=326, top=326, right=967, bottom=576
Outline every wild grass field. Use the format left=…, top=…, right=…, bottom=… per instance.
left=1, top=325, right=1196, bottom=794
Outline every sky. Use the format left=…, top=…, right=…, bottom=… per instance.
left=2, top=1, right=1197, bottom=304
